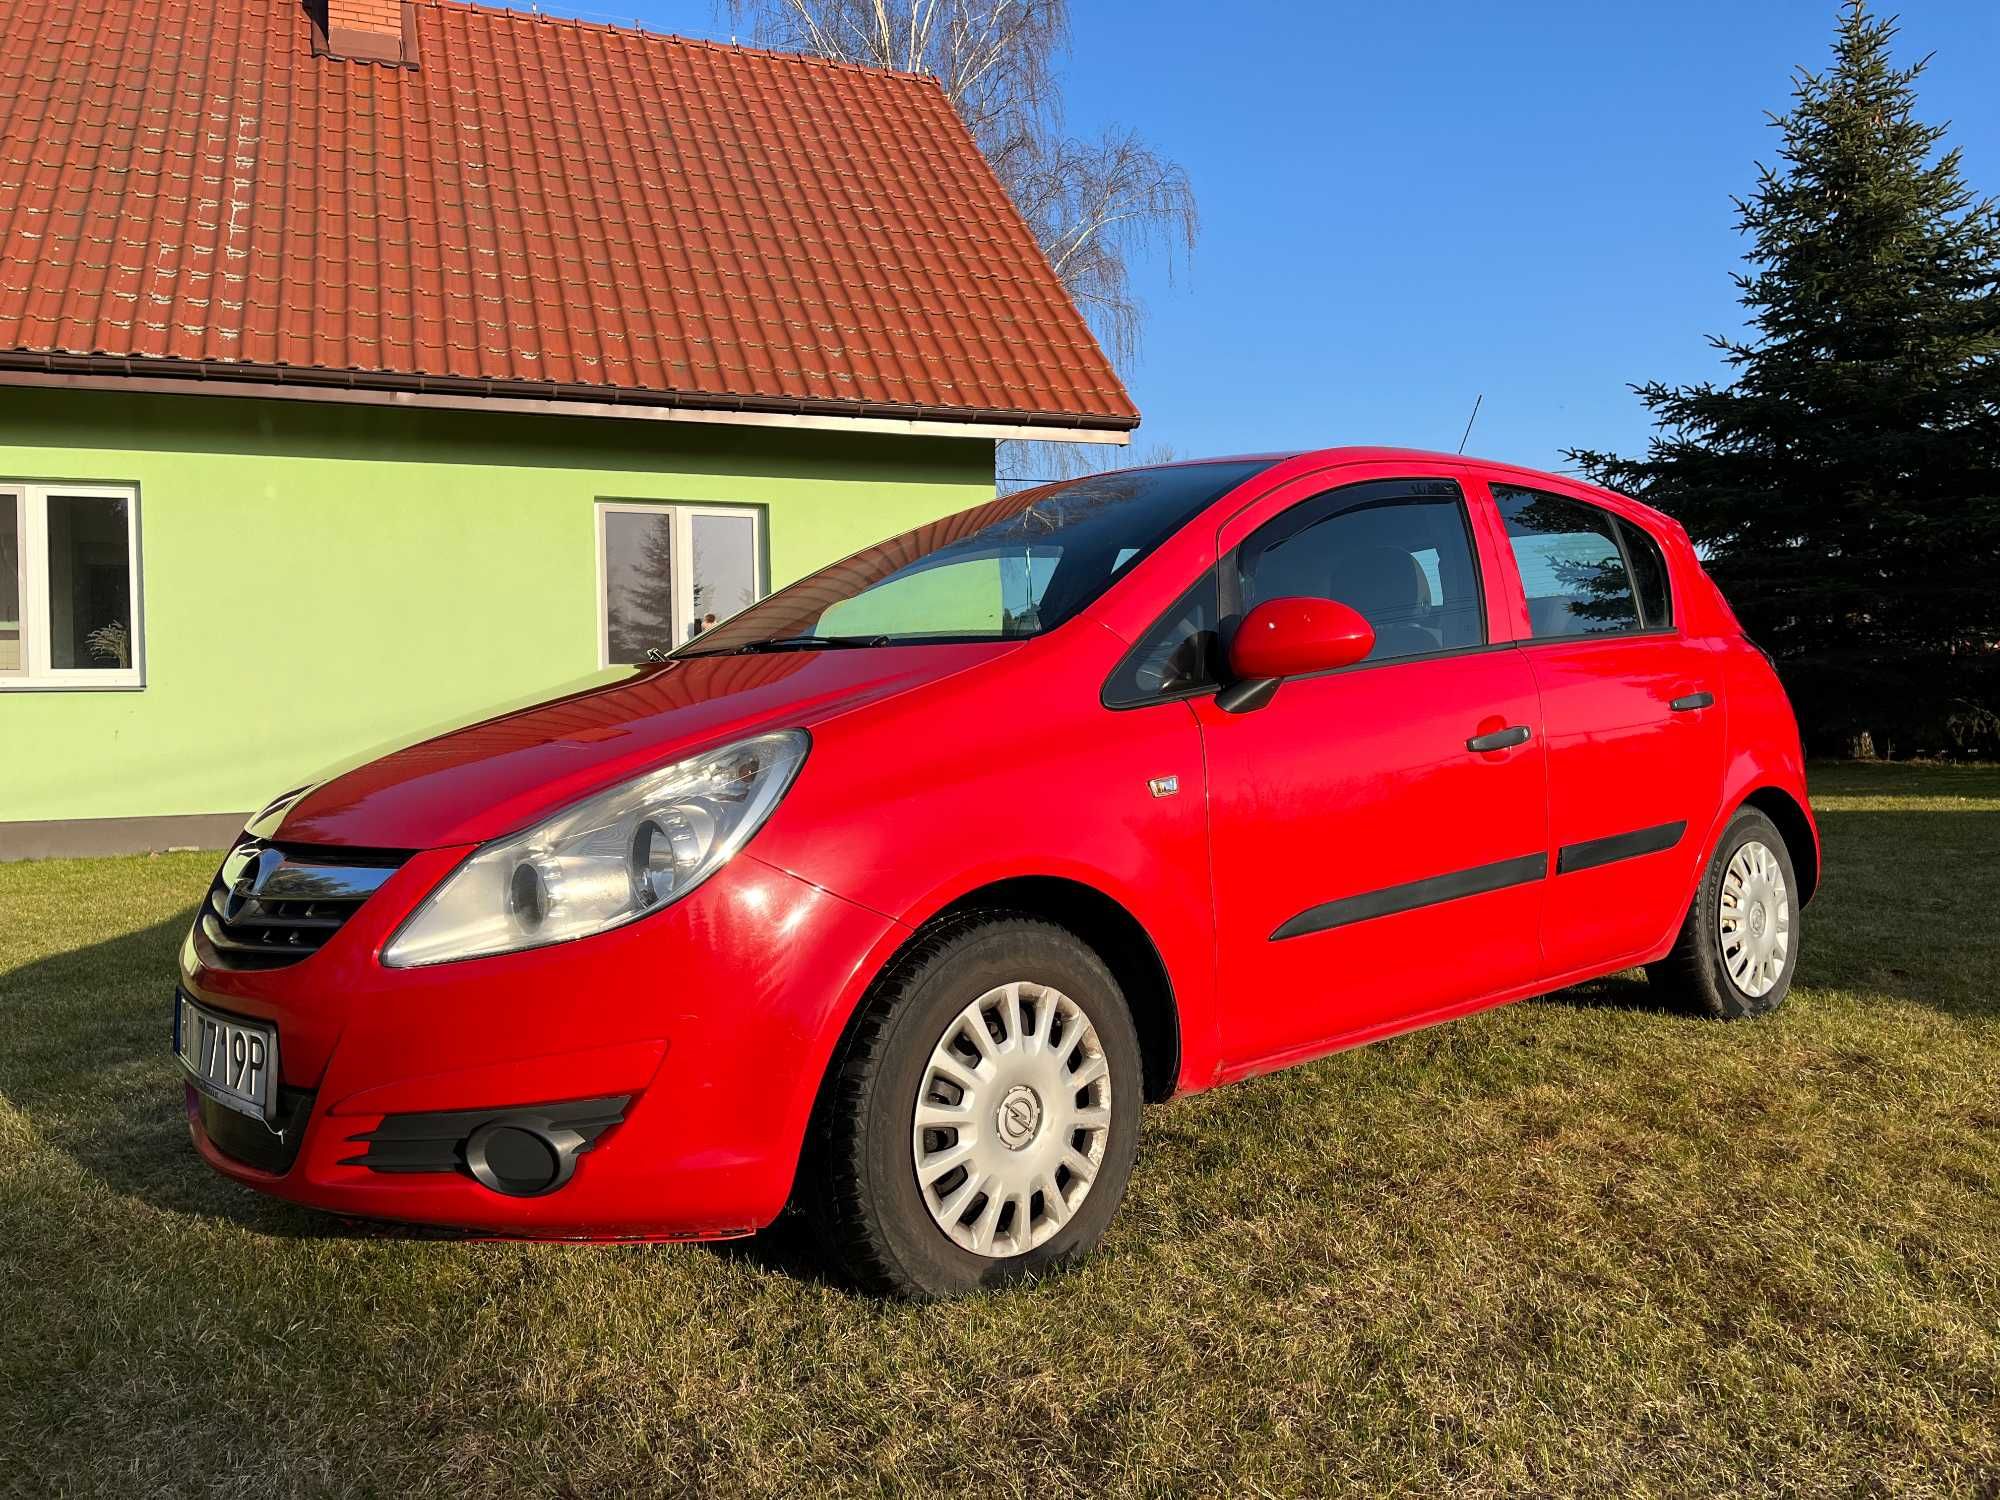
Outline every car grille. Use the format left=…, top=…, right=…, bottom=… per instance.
left=199, top=840, right=404, bottom=970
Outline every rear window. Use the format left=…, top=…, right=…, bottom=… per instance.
left=1493, top=486, right=1643, bottom=638
left=1618, top=515, right=1674, bottom=628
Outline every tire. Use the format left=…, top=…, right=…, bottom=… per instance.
left=803, top=911, right=1144, bottom=1298
left=1647, top=807, right=1801, bottom=1019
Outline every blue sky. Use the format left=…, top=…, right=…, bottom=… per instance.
left=560, top=1, right=1997, bottom=472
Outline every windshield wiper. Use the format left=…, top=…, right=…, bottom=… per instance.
left=722, top=634, right=893, bottom=654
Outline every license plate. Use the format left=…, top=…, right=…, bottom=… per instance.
left=175, top=992, right=278, bottom=1121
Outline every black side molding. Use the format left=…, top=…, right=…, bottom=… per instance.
left=1271, top=852, right=1546, bottom=942
left=1555, top=820, right=1686, bottom=875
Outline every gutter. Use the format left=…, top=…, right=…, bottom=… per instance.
left=0, top=352, right=1136, bottom=446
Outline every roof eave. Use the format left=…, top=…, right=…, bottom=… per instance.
left=0, top=354, right=1137, bottom=445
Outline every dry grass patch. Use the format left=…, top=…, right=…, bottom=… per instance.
left=1, top=762, right=1995, bottom=1496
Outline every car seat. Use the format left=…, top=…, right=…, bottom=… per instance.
left=1326, top=545, right=1442, bottom=657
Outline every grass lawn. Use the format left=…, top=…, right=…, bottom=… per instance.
left=1, top=763, right=1995, bottom=1497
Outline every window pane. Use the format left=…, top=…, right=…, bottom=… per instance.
left=603, top=509, right=674, bottom=664
left=47, top=495, right=133, bottom=670
left=1493, top=486, right=1639, bottom=638
left=689, top=512, right=759, bottom=638
left=1618, top=517, right=1673, bottom=628
left=1104, top=570, right=1222, bottom=706
left=0, top=494, right=20, bottom=673
left=684, top=461, right=1274, bottom=655
left=1236, top=480, right=1485, bottom=663
left=816, top=548, right=1058, bottom=638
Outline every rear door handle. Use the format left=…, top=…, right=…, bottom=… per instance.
left=1670, top=691, right=1715, bottom=712
left=1466, top=725, right=1532, bottom=752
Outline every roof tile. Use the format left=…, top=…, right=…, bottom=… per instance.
left=0, top=0, right=1135, bottom=428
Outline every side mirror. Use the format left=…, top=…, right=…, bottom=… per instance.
left=1217, top=596, right=1374, bottom=713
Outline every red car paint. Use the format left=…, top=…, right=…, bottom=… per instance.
left=178, top=449, right=1818, bottom=1238
left=1230, top=596, right=1375, bottom=679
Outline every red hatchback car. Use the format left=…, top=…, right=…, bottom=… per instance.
left=178, top=449, right=1818, bottom=1296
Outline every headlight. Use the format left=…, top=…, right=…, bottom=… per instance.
left=382, top=730, right=809, bottom=968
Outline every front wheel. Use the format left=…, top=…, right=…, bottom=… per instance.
left=803, top=913, right=1143, bottom=1297
left=1648, top=807, right=1801, bottom=1019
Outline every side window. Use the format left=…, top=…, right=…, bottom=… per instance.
left=1493, top=486, right=1641, bottom=638
left=1234, top=479, right=1484, bottom=664
left=1618, top=517, right=1673, bottom=629
left=1103, top=570, right=1222, bottom=707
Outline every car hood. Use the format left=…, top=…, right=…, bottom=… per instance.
left=275, top=644, right=1008, bottom=850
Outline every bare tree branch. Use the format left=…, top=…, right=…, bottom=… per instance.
left=729, top=0, right=1196, bottom=378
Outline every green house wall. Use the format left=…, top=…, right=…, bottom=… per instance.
left=0, top=387, right=994, bottom=829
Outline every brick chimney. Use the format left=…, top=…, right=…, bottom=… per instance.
left=319, top=0, right=410, bottom=64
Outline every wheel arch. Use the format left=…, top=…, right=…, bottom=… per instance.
left=927, top=877, right=1181, bottom=1103
left=1740, top=784, right=1819, bottom=904
left=824, top=875, right=1183, bottom=1107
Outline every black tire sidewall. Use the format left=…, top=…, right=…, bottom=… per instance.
left=856, top=922, right=1143, bottom=1295
left=1698, top=809, right=1801, bottom=1018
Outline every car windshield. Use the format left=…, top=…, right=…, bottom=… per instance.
left=678, top=460, right=1276, bottom=655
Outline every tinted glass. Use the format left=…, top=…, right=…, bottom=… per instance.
left=1235, top=479, right=1484, bottom=663
left=681, top=461, right=1275, bottom=654
left=0, top=493, right=19, bottom=673
left=1618, top=516, right=1673, bottom=628
left=1494, top=485, right=1639, bottom=637
left=47, top=494, right=132, bottom=670
left=1103, top=570, right=1222, bottom=707
left=690, top=511, right=759, bottom=632
left=603, top=508, right=674, bottom=664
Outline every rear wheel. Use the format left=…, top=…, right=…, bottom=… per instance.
left=803, top=913, right=1143, bottom=1297
left=1648, top=807, right=1800, bottom=1019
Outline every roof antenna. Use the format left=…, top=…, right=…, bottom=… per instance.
left=1456, top=392, right=1483, bottom=456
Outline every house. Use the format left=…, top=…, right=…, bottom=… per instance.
left=0, top=0, right=1136, bottom=857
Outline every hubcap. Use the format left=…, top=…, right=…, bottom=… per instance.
left=911, top=980, right=1111, bottom=1258
left=1719, top=839, right=1791, bottom=998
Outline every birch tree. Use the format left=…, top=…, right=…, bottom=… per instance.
left=731, top=1, right=1197, bottom=483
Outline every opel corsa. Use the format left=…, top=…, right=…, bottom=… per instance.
left=178, top=450, right=1818, bottom=1296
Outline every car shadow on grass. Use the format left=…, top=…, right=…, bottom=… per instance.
left=1531, top=803, right=1997, bottom=1022
left=696, top=1207, right=850, bottom=1287
left=1531, top=970, right=1682, bottom=1014
left=0, top=907, right=457, bottom=1242
left=0, top=906, right=860, bottom=1272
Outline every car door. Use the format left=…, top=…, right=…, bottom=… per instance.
left=1483, top=481, right=1726, bottom=976
left=1191, top=468, right=1550, bottom=1076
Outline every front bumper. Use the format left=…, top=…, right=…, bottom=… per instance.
left=180, top=846, right=905, bottom=1239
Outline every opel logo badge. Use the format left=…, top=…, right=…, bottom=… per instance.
left=224, top=844, right=284, bottom=920
left=996, top=1085, right=1042, bottom=1150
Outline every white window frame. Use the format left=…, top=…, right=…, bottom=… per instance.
left=595, top=501, right=766, bottom=666
left=0, top=482, right=145, bottom=691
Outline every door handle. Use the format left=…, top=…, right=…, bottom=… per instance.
left=1466, top=725, right=1531, bottom=752
left=1670, top=691, right=1715, bottom=712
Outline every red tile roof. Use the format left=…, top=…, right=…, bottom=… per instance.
left=0, top=0, right=1137, bottom=431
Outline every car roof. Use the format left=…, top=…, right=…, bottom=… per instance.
left=1150, top=446, right=1684, bottom=542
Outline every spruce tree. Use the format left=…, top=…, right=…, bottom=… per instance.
left=1569, top=1, right=2000, bottom=756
